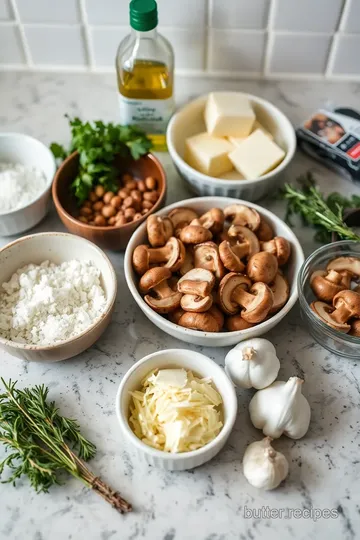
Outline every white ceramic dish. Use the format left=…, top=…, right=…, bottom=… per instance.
left=166, top=92, right=296, bottom=202
left=0, top=232, right=117, bottom=362
left=115, top=348, right=238, bottom=471
left=124, top=196, right=304, bottom=347
left=0, top=132, right=56, bottom=236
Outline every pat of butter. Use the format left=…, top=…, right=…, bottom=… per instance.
left=229, top=129, right=285, bottom=179
left=184, top=132, right=234, bottom=176
left=252, top=120, right=274, bottom=140
left=220, top=169, right=245, bottom=180
left=204, top=92, right=255, bottom=137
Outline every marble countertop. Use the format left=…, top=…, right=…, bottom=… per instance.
left=0, top=72, right=360, bottom=540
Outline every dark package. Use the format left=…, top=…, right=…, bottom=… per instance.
left=297, top=106, right=360, bottom=183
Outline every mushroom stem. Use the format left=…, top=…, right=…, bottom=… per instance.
left=331, top=301, right=353, bottom=324
left=232, top=286, right=255, bottom=309
left=326, top=269, right=344, bottom=285
left=178, top=280, right=209, bottom=297
left=153, top=280, right=174, bottom=300
left=148, top=245, right=172, bottom=264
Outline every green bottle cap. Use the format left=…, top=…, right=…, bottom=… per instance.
left=130, top=0, right=158, bottom=32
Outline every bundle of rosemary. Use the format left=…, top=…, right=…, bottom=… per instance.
left=0, top=379, right=131, bottom=514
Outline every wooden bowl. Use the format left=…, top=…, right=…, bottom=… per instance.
left=52, top=151, right=167, bottom=251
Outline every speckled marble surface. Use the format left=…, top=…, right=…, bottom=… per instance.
left=0, top=73, right=360, bottom=540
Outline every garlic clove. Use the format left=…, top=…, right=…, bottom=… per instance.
left=243, top=437, right=289, bottom=490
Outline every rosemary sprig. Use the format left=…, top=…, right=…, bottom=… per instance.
left=282, top=172, right=360, bottom=243
left=0, top=379, right=131, bottom=513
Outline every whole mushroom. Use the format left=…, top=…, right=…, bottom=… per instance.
left=260, top=237, right=291, bottom=266
left=180, top=225, right=212, bottom=245
left=132, top=237, right=185, bottom=275
left=194, top=241, right=225, bottom=279
left=269, top=272, right=290, bottom=313
left=226, top=315, right=255, bottom=332
left=311, top=289, right=360, bottom=333
left=310, top=269, right=349, bottom=302
left=177, top=310, right=222, bottom=332
left=140, top=267, right=182, bottom=313
left=219, top=241, right=245, bottom=273
left=168, top=207, right=199, bottom=236
left=191, top=208, right=225, bottom=234
left=247, top=252, right=278, bottom=284
left=228, top=225, right=260, bottom=259
left=146, top=215, right=173, bottom=247
left=256, top=219, right=274, bottom=242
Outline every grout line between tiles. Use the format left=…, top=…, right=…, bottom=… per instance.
left=263, top=0, right=277, bottom=75
left=204, top=0, right=211, bottom=71
left=78, top=0, right=93, bottom=69
left=325, top=32, right=340, bottom=78
left=338, top=0, right=351, bottom=31
left=8, top=0, right=33, bottom=66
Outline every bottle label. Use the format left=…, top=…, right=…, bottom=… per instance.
left=118, top=94, right=174, bottom=134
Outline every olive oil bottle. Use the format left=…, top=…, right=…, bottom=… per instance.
left=116, top=0, right=174, bottom=151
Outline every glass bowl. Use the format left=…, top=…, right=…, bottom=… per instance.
left=298, top=240, right=360, bottom=359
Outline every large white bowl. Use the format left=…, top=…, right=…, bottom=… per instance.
left=0, top=232, right=117, bottom=362
left=124, top=197, right=304, bottom=347
left=166, top=92, right=296, bottom=202
left=115, top=348, right=238, bottom=471
left=0, top=132, right=56, bottom=236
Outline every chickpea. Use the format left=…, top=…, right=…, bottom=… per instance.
left=94, top=215, right=107, bottom=226
left=137, top=180, right=146, bottom=192
left=79, top=216, right=88, bottom=223
left=93, top=200, right=104, bottom=211
left=80, top=206, right=92, bottom=217
left=133, top=212, right=142, bottom=221
left=124, top=207, right=136, bottom=220
left=126, top=180, right=137, bottom=190
left=94, top=211, right=101, bottom=218
left=118, top=187, right=130, bottom=199
left=122, top=173, right=133, bottom=184
left=145, top=176, right=157, bottom=190
left=116, top=215, right=127, bottom=226
left=103, top=191, right=115, bottom=204
left=130, top=189, right=142, bottom=200
left=89, top=191, right=98, bottom=202
left=143, top=190, right=158, bottom=203
left=142, top=200, right=153, bottom=210
left=95, top=185, right=105, bottom=198
left=102, top=205, right=116, bottom=218
left=108, top=216, right=116, bottom=226
left=142, top=208, right=150, bottom=215
left=123, top=196, right=134, bottom=209
left=110, top=195, right=122, bottom=209
left=116, top=209, right=124, bottom=218
left=83, top=200, right=92, bottom=209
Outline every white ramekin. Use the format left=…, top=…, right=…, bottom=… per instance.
left=115, top=348, right=238, bottom=471
left=124, top=196, right=304, bottom=347
left=0, top=133, right=56, bottom=236
left=166, top=92, right=296, bottom=202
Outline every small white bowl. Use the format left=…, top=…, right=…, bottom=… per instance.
left=166, top=92, right=296, bottom=202
left=115, top=348, right=238, bottom=471
left=0, top=132, right=56, bottom=236
left=0, top=232, right=117, bottom=362
left=124, top=196, right=304, bottom=347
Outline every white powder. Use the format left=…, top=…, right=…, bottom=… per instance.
left=0, top=260, right=107, bottom=346
left=0, top=163, right=47, bottom=213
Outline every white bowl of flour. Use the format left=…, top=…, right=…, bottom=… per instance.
left=0, top=132, right=56, bottom=236
left=0, top=232, right=117, bottom=362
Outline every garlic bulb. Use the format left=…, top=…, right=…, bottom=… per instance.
left=225, top=338, right=280, bottom=389
left=249, top=377, right=311, bottom=439
left=243, top=437, right=289, bottom=490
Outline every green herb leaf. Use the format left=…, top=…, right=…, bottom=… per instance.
left=50, top=143, right=68, bottom=161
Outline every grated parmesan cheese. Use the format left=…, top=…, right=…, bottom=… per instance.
left=0, top=163, right=47, bottom=213
left=0, top=260, right=107, bottom=345
left=129, top=368, right=223, bottom=453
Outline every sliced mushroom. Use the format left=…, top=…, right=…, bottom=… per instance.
left=191, top=208, right=225, bottom=234
left=228, top=225, right=260, bottom=259
left=177, top=268, right=215, bottom=297
left=179, top=248, right=194, bottom=276
left=139, top=267, right=182, bottom=313
left=168, top=207, right=199, bottom=235
left=260, top=237, right=291, bottom=266
left=310, top=301, right=351, bottom=333
left=219, top=240, right=245, bottom=273
left=349, top=319, right=360, bottom=337
left=147, top=215, right=173, bottom=247
left=132, top=237, right=185, bottom=275
left=177, top=311, right=221, bottom=332
left=247, top=252, right=278, bottom=284
left=269, top=272, right=290, bottom=313
left=180, top=293, right=213, bottom=313
left=327, top=257, right=360, bottom=280
left=256, top=219, right=274, bottom=242
left=224, top=204, right=260, bottom=231
left=310, top=269, right=348, bottom=302
left=226, top=315, right=255, bottom=332
left=179, top=225, right=213, bottom=244
left=194, top=241, right=225, bottom=280
left=332, top=289, right=360, bottom=324
left=219, top=273, right=273, bottom=323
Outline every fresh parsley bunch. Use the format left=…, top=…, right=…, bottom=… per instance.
left=51, top=117, right=152, bottom=203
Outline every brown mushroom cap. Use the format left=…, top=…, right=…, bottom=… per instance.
left=228, top=225, right=260, bottom=259
left=132, top=244, right=151, bottom=275
left=247, top=252, right=278, bottom=284
left=180, top=225, right=213, bottom=244
left=261, top=237, right=291, bottom=266
left=168, top=307, right=186, bottom=324
left=163, top=237, right=186, bottom=272
left=140, top=267, right=182, bottom=313
left=168, top=207, right=199, bottom=229
left=269, top=272, right=290, bottom=313
left=332, top=289, right=360, bottom=323
left=194, top=241, right=225, bottom=280
left=178, top=268, right=215, bottom=297
left=235, top=282, right=274, bottom=323
left=310, top=300, right=350, bottom=332
left=177, top=311, right=221, bottom=332
left=208, top=305, right=224, bottom=330
left=191, top=208, right=225, bottom=234
left=147, top=215, right=173, bottom=247
left=256, top=219, right=274, bottom=242
left=327, top=257, right=360, bottom=279
left=224, top=204, right=260, bottom=231
left=139, top=267, right=172, bottom=293
left=218, top=272, right=252, bottom=315
left=310, top=269, right=347, bottom=302
left=180, top=293, right=213, bottom=313
left=226, top=315, right=254, bottom=332
left=219, top=240, right=245, bottom=273
left=349, top=319, right=360, bottom=337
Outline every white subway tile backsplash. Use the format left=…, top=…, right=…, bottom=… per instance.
left=85, top=0, right=128, bottom=25
left=211, top=0, right=269, bottom=30
left=91, top=27, right=128, bottom=67
left=342, top=0, right=360, bottom=33
left=209, top=30, right=265, bottom=72
left=161, top=28, right=205, bottom=70
left=269, top=34, right=332, bottom=73
left=17, top=0, right=80, bottom=23
left=0, top=25, right=24, bottom=63
left=157, top=0, right=206, bottom=28
left=274, top=0, right=344, bottom=33
left=332, top=34, right=360, bottom=74
left=0, top=0, right=12, bottom=20
left=24, top=25, right=87, bottom=65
